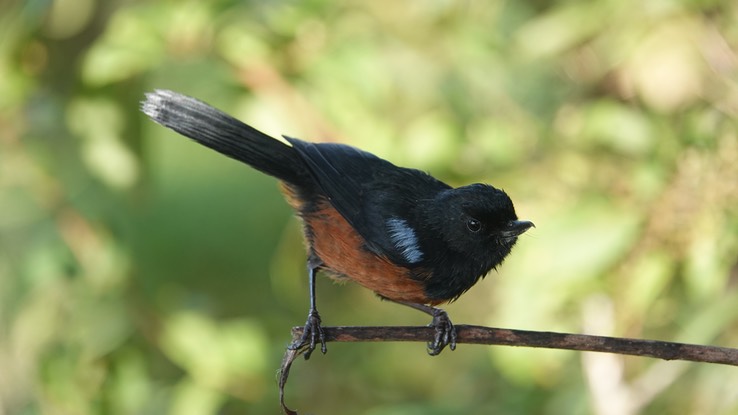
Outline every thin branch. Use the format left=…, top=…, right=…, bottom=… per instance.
left=279, top=324, right=738, bottom=414
left=297, top=325, right=738, bottom=365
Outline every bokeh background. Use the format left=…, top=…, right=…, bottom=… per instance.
left=2, top=0, right=738, bottom=414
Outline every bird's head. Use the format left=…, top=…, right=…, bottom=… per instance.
left=430, top=183, right=533, bottom=269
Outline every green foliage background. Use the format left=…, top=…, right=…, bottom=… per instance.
left=2, top=0, right=738, bottom=413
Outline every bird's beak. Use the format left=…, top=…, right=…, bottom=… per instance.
left=500, top=220, right=535, bottom=238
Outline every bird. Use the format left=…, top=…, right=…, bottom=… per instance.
left=141, top=89, right=534, bottom=357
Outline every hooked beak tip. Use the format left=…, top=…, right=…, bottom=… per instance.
left=503, top=220, right=534, bottom=238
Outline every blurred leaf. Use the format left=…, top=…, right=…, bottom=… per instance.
left=81, top=6, right=166, bottom=85
left=623, top=17, right=704, bottom=112
left=620, top=250, right=674, bottom=320
left=170, top=379, right=224, bottom=415
left=581, top=100, right=655, bottom=156
left=400, top=109, right=459, bottom=169
left=107, top=351, right=152, bottom=415
left=160, top=312, right=268, bottom=390
left=44, top=0, right=95, bottom=39
left=514, top=2, right=606, bottom=59
left=67, top=97, right=139, bottom=188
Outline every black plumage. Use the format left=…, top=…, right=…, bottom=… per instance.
left=142, top=89, right=533, bottom=356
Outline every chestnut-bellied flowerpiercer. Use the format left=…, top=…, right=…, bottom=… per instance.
left=142, top=90, right=534, bottom=357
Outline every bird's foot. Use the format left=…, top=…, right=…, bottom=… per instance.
left=289, top=309, right=326, bottom=360
left=427, top=309, right=457, bottom=356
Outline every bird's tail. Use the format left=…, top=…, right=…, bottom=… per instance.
left=141, top=89, right=306, bottom=185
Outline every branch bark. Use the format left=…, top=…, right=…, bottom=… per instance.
left=296, top=325, right=738, bottom=364
left=279, top=324, right=738, bottom=414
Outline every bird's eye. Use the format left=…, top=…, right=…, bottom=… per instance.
left=466, top=218, right=482, bottom=233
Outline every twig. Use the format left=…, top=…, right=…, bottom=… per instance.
left=278, top=324, right=738, bottom=414
left=297, top=325, right=738, bottom=364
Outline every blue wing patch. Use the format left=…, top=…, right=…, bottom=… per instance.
left=386, top=218, right=424, bottom=264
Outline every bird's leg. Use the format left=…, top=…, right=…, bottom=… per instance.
left=391, top=300, right=457, bottom=356
left=289, top=259, right=326, bottom=359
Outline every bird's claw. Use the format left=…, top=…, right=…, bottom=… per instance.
left=427, top=309, right=457, bottom=356
left=289, top=310, right=326, bottom=360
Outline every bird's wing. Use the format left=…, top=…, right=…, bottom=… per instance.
left=284, top=136, right=449, bottom=265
